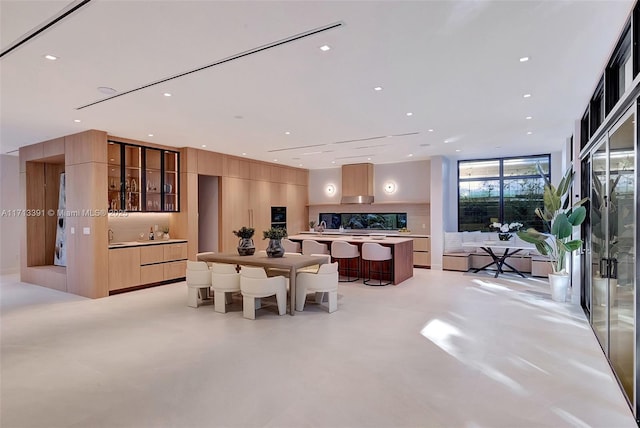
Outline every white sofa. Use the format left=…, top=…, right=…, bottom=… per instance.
left=442, top=231, right=549, bottom=276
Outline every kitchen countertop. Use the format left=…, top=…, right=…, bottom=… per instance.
left=288, top=234, right=413, bottom=244
left=298, top=231, right=430, bottom=238
left=108, top=239, right=187, bottom=249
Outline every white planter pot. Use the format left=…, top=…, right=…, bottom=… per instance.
left=548, top=273, right=570, bottom=302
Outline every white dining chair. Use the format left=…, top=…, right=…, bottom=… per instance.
left=186, top=261, right=212, bottom=307
left=302, top=240, right=329, bottom=256
left=296, top=262, right=339, bottom=313
left=282, top=239, right=301, bottom=253
left=211, top=263, right=240, bottom=313
left=240, top=266, right=287, bottom=319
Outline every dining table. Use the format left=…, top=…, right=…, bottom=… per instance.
left=196, top=252, right=329, bottom=315
left=462, top=241, right=536, bottom=278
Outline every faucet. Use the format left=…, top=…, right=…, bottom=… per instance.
left=108, top=228, right=114, bottom=243
left=317, top=220, right=326, bottom=234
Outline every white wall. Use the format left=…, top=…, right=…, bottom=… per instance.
left=374, top=160, right=430, bottom=202
left=0, top=155, right=20, bottom=274
left=308, top=168, right=342, bottom=205
left=198, top=175, right=219, bottom=253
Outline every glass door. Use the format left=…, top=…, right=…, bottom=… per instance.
left=588, top=107, right=636, bottom=407
left=144, top=148, right=162, bottom=212
left=123, top=145, right=141, bottom=212
left=107, top=142, right=121, bottom=210
left=607, top=110, right=635, bottom=404
left=163, top=151, right=178, bottom=212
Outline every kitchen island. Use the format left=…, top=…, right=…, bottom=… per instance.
left=287, top=234, right=413, bottom=285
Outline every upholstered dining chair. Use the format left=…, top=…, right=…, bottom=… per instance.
left=295, top=262, right=339, bottom=313
left=211, top=263, right=240, bottom=313
left=302, top=240, right=329, bottom=256
left=282, top=239, right=301, bottom=253
left=186, top=260, right=212, bottom=308
left=240, top=266, right=287, bottom=319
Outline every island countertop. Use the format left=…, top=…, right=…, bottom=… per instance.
left=287, top=234, right=413, bottom=285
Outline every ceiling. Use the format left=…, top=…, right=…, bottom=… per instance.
left=0, top=0, right=634, bottom=169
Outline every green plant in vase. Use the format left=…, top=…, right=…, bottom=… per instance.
left=517, top=163, right=587, bottom=301
left=233, top=226, right=255, bottom=256
left=263, top=227, right=287, bottom=258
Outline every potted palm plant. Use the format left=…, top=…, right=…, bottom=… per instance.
left=517, top=164, right=587, bottom=302
left=233, top=226, right=255, bottom=256
left=263, top=227, right=287, bottom=258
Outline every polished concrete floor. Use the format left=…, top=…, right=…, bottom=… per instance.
left=1, top=269, right=636, bottom=428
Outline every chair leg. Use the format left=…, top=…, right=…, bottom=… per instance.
left=187, top=287, right=199, bottom=308
left=295, top=287, right=307, bottom=312
left=327, top=291, right=337, bottom=313
left=315, top=291, right=325, bottom=304
left=243, top=296, right=256, bottom=319
left=214, top=290, right=227, bottom=313
left=276, top=289, right=287, bottom=315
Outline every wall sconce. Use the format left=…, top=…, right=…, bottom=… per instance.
left=384, top=182, right=396, bottom=194
left=326, top=184, right=336, bottom=195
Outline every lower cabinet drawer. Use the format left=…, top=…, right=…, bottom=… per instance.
left=140, top=265, right=165, bottom=284
left=413, top=251, right=431, bottom=266
left=164, top=260, right=187, bottom=280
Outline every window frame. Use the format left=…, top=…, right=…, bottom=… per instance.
left=457, top=154, right=551, bottom=232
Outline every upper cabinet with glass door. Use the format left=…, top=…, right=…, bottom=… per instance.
left=107, top=141, right=180, bottom=212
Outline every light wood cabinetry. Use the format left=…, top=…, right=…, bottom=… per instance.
left=109, top=241, right=188, bottom=292
left=413, top=237, right=431, bottom=268
left=342, top=163, right=373, bottom=196
left=108, top=247, right=141, bottom=291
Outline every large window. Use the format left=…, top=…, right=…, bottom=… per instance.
left=458, top=155, right=550, bottom=231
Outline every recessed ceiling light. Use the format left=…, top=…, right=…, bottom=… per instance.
left=444, top=139, right=450, bottom=143
left=527, top=131, right=533, bottom=135
left=285, top=131, right=291, bottom=135
left=320, top=45, right=331, bottom=51
left=299, top=164, right=303, bottom=167
left=455, top=149, right=461, bottom=152
left=526, top=116, right=532, bottom=120
left=163, top=92, right=172, bottom=97
left=148, top=134, right=154, bottom=137
left=201, top=144, right=207, bottom=148
left=373, top=86, right=383, bottom=91
left=523, top=93, right=531, bottom=98
left=44, top=54, right=57, bottom=61
left=408, top=154, right=413, bottom=157
left=273, top=159, right=278, bottom=162
left=428, top=129, right=434, bottom=132
left=74, top=119, right=81, bottom=123
left=406, top=112, right=413, bottom=116
left=97, top=86, right=117, bottom=95
left=519, top=56, right=529, bottom=62
left=367, top=157, right=371, bottom=161
left=331, top=161, right=336, bottom=164
left=242, top=152, right=247, bottom=156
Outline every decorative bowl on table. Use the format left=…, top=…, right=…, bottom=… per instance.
left=370, top=234, right=386, bottom=240
left=498, top=233, right=512, bottom=241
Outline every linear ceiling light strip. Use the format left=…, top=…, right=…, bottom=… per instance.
left=0, top=0, right=94, bottom=59
left=76, top=21, right=344, bottom=110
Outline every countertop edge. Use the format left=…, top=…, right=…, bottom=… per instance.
left=108, top=239, right=187, bottom=249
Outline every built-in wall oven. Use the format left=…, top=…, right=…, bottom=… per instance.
left=271, top=206, right=287, bottom=229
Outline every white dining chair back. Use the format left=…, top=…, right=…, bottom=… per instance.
left=295, top=262, right=339, bottom=313
left=282, top=239, right=301, bottom=253
left=211, top=263, right=240, bottom=313
left=302, top=240, right=329, bottom=256
left=186, top=261, right=212, bottom=308
left=240, top=266, right=287, bottom=319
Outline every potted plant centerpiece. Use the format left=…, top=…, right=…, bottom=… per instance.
left=233, top=226, right=255, bottom=256
left=309, top=220, right=316, bottom=232
left=517, top=164, right=588, bottom=302
left=490, top=221, right=523, bottom=241
left=263, top=227, right=287, bottom=258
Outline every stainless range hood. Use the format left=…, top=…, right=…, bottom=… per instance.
left=340, top=163, right=374, bottom=204
left=341, top=195, right=374, bottom=204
